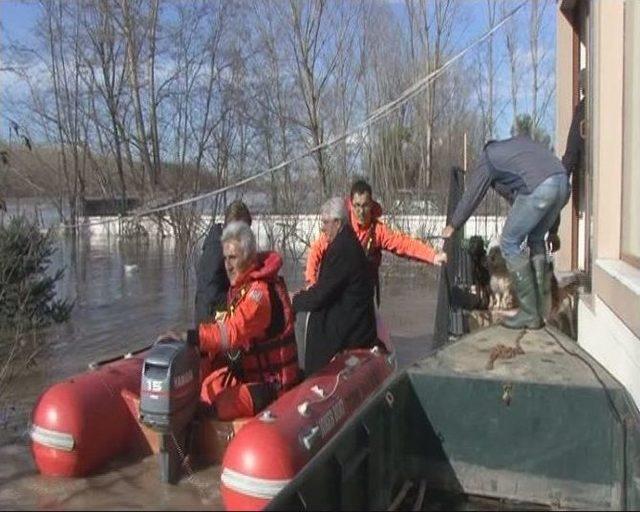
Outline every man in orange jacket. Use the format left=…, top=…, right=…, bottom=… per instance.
left=198, top=221, right=300, bottom=420
left=305, top=179, right=447, bottom=304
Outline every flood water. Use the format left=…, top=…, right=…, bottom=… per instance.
left=0, top=201, right=439, bottom=510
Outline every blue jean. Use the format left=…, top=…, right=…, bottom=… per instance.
left=500, top=173, right=570, bottom=260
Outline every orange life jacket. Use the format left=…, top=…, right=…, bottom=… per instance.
left=225, top=275, right=300, bottom=393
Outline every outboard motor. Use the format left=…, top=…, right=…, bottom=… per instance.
left=139, top=331, right=200, bottom=483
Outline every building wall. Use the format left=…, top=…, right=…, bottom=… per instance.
left=557, top=0, right=640, bottom=410
left=590, top=0, right=623, bottom=261
left=555, top=6, right=575, bottom=273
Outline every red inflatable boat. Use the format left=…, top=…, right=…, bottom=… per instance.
left=220, top=346, right=396, bottom=510
left=30, top=319, right=395, bottom=504
left=30, top=349, right=151, bottom=477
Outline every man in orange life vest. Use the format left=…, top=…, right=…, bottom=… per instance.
left=305, top=179, right=447, bottom=304
left=198, top=221, right=301, bottom=420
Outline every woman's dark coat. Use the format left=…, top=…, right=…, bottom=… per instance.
left=293, top=225, right=376, bottom=375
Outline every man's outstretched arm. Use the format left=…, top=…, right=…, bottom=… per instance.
left=378, top=223, right=437, bottom=263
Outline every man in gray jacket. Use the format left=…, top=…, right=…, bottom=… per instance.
left=442, top=135, right=569, bottom=329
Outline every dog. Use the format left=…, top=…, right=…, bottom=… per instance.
left=468, top=236, right=491, bottom=309
left=486, top=245, right=517, bottom=310
left=467, top=235, right=575, bottom=334
left=547, top=265, right=578, bottom=339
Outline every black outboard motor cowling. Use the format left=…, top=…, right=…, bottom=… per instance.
left=139, top=334, right=200, bottom=483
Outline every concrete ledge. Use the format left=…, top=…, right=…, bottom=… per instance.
left=578, top=295, right=640, bottom=411
left=597, top=259, right=640, bottom=296
left=594, top=259, right=640, bottom=339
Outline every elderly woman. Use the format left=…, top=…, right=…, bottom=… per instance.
left=198, top=221, right=300, bottom=420
left=292, top=198, right=377, bottom=374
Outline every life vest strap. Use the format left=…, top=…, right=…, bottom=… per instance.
left=244, top=354, right=299, bottom=377
left=248, top=332, right=296, bottom=355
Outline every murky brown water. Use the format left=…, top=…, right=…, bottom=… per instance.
left=0, top=204, right=439, bottom=510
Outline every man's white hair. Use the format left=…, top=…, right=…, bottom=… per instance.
left=221, top=221, right=257, bottom=263
left=320, top=197, right=348, bottom=224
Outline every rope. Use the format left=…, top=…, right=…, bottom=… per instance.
left=485, top=329, right=526, bottom=370
left=60, top=2, right=526, bottom=230
left=4, top=165, right=48, bottom=194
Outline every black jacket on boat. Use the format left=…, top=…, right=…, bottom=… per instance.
left=293, top=224, right=377, bottom=375
left=195, top=222, right=229, bottom=325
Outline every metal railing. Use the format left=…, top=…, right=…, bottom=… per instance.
left=433, top=167, right=503, bottom=347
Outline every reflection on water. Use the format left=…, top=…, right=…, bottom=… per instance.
left=0, top=444, right=222, bottom=510
left=0, top=200, right=438, bottom=510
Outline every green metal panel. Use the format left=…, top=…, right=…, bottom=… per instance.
left=267, top=327, right=640, bottom=510
left=405, top=373, right=622, bottom=509
left=407, top=373, right=618, bottom=483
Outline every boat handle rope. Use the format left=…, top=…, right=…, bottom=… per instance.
left=296, top=366, right=351, bottom=417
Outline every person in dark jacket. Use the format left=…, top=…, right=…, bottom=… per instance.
left=547, top=69, right=586, bottom=253
left=292, top=197, right=377, bottom=375
left=442, top=135, right=570, bottom=329
left=194, top=201, right=252, bottom=325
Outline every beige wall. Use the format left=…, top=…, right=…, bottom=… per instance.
left=590, top=0, right=624, bottom=262
left=593, top=262, right=640, bottom=338
left=588, top=0, right=640, bottom=341
left=555, top=0, right=625, bottom=268
left=555, top=0, right=626, bottom=273
left=554, top=5, right=575, bottom=273
left=556, top=1, right=640, bottom=408
left=556, top=0, right=640, bottom=407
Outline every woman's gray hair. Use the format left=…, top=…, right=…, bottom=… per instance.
left=320, top=197, right=348, bottom=224
left=221, top=221, right=257, bottom=263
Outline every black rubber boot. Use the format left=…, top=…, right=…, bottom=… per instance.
left=531, top=255, right=551, bottom=320
left=502, top=256, right=543, bottom=330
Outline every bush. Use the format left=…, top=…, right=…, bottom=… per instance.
left=0, top=215, right=72, bottom=334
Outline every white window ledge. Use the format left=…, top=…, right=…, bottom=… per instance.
left=595, top=259, right=640, bottom=296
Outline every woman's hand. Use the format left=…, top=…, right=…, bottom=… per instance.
left=433, top=251, right=448, bottom=266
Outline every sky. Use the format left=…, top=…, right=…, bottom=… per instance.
left=0, top=0, right=557, bottom=145
left=0, top=0, right=35, bottom=49
left=0, top=0, right=38, bottom=139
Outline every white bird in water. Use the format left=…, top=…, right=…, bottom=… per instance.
left=123, top=264, right=138, bottom=273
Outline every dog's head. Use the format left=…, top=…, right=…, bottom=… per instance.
left=487, top=246, right=508, bottom=276
left=468, top=236, right=486, bottom=262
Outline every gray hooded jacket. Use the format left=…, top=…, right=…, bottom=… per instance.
left=450, top=135, right=566, bottom=230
